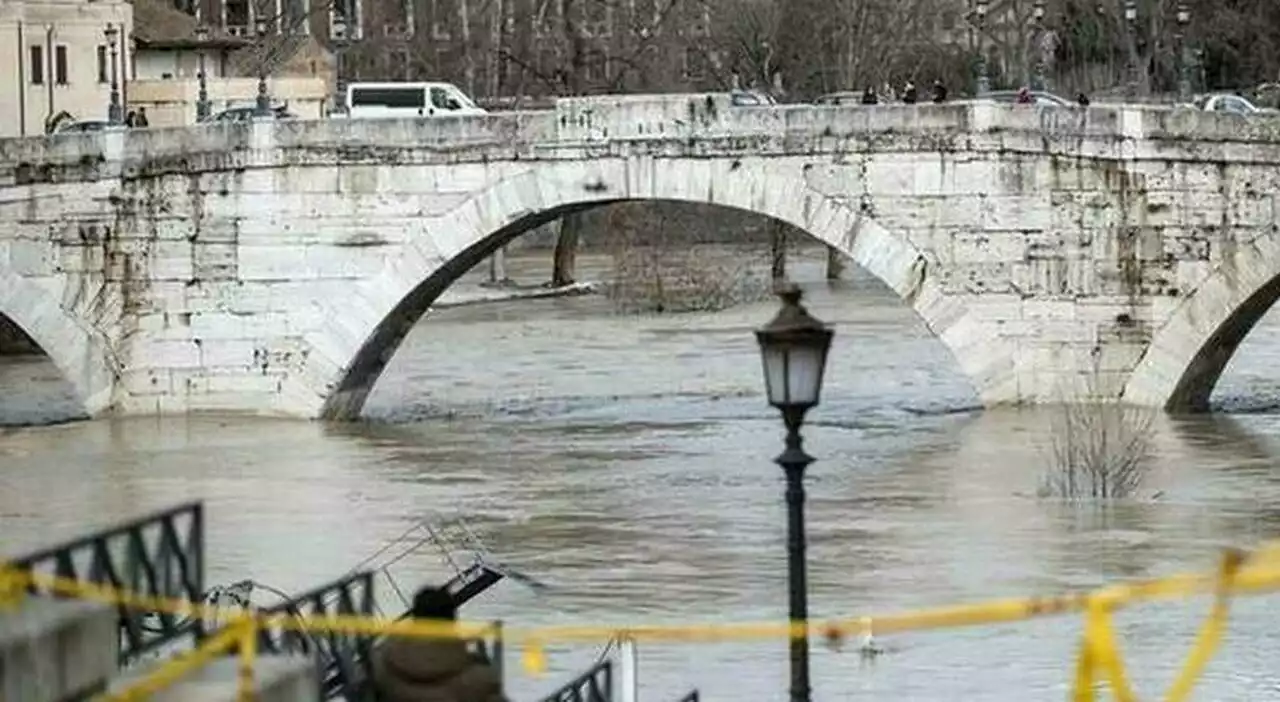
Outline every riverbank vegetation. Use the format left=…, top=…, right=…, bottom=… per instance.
left=1041, top=400, right=1156, bottom=500
left=1039, top=363, right=1158, bottom=500
left=603, top=203, right=774, bottom=313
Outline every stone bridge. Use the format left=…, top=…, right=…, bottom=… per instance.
left=2, top=94, right=1280, bottom=419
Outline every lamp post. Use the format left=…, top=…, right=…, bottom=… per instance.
left=755, top=284, right=834, bottom=702
left=104, top=25, right=122, bottom=124
left=194, top=25, right=211, bottom=122
left=1032, top=0, right=1046, bottom=91
left=1124, top=0, right=1138, bottom=100
left=975, top=0, right=990, bottom=96
left=1175, top=2, right=1191, bottom=103
left=254, top=19, right=271, bottom=117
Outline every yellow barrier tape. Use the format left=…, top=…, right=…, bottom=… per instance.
left=99, top=619, right=243, bottom=701
left=0, top=565, right=23, bottom=611
left=522, top=640, right=547, bottom=676
left=8, top=554, right=1280, bottom=645
left=236, top=616, right=258, bottom=702
left=1165, top=550, right=1244, bottom=702
left=5, top=544, right=1280, bottom=700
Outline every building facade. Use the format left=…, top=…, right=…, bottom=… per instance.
left=177, top=0, right=720, bottom=100
left=0, top=0, right=134, bottom=137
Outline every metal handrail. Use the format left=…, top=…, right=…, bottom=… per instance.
left=5, top=501, right=205, bottom=664
left=538, top=659, right=613, bottom=702
left=250, top=570, right=377, bottom=701
left=240, top=570, right=504, bottom=701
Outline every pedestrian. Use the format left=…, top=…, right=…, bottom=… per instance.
left=1015, top=86, right=1034, bottom=104
left=861, top=86, right=878, bottom=105
left=1076, top=92, right=1091, bottom=107
left=124, top=110, right=137, bottom=127
left=373, top=586, right=508, bottom=702
left=902, top=81, right=918, bottom=104
left=135, top=107, right=150, bottom=127
left=931, top=80, right=948, bottom=104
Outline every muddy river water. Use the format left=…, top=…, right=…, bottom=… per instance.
left=3, top=248, right=1280, bottom=700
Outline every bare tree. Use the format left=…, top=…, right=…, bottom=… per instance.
left=1039, top=356, right=1157, bottom=501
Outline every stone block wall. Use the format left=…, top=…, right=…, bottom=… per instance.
left=1, top=99, right=1279, bottom=417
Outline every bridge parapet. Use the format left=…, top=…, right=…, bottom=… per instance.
left=5, top=100, right=1280, bottom=188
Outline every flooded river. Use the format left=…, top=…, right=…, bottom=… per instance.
left=4, top=247, right=1280, bottom=700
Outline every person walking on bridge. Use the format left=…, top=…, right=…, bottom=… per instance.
left=373, top=586, right=508, bottom=702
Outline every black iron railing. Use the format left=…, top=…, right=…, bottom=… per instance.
left=248, top=569, right=505, bottom=701
left=4, top=501, right=205, bottom=664
left=251, top=570, right=377, bottom=702
left=538, top=659, right=614, bottom=702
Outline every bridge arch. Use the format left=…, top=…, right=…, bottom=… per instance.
left=1125, top=232, right=1280, bottom=411
left=0, top=270, right=117, bottom=416
left=317, top=160, right=993, bottom=419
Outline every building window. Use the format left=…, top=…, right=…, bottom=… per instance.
left=225, top=0, right=250, bottom=32
left=54, top=46, right=68, bottom=84
left=329, top=0, right=362, bottom=39
left=282, top=0, right=307, bottom=33
left=584, top=0, right=611, bottom=38
left=29, top=46, right=44, bottom=85
left=97, top=45, right=109, bottom=82
left=682, top=46, right=705, bottom=82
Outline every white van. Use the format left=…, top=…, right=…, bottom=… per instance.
left=343, top=82, right=487, bottom=119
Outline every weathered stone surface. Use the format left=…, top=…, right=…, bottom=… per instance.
left=2, top=97, right=1280, bottom=417
left=0, top=597, right=118, bottom=702
left=108, top=655, right=319, bottom=702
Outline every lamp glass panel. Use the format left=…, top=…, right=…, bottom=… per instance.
left=783, top=344, right=825, bottom=407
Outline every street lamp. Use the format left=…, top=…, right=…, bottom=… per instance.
left=1032, top=0, right=1046, bottom=91
left=254, top=19, right=271, bottom=117
left=104, top=25, right=122, bottom=124
left=1124, top=0, right=1138, bottom=100
left=194, top=25, right=211, bottom=122
left=1176, top=2, right=1191, bottom=102
left=975, top=0, right=990, bottom=96
left=755, top=284, right=834, bottom=702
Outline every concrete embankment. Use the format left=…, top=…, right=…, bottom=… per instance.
left=434, top=281, right=601, bottom=308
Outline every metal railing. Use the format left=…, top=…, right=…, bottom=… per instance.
left=252, top=570, right=377, bottom=701
left=4, top=501, right=205, bottom=664
left=243, top=569, right=505, bottom=701
left=538, top=659, right=613, bottom=702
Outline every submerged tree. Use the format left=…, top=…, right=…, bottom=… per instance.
left=1039, top=358, right=1157, bottom=500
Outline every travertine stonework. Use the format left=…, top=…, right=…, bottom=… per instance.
left=2, top=95, right=1280, bottom=418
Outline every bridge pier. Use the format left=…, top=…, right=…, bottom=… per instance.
left=551, top=214, right=582, bottom=287
left=770, top=222, right=787, bottom=280
left=825, top=245, right=846, bottom=280
left=486, top=246, right=510, bottom=287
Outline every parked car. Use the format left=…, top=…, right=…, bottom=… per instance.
left=729, top=90, right=776, bottom=106
left=982, top=90, right=1073, bottom=106
left=1192, top=93, right=1279, bottom=115
left=53, top=119, right=114, bottom=134
left=202, top=105, right=298, bottom=123
left=343, top=82, right=487, bottom=118
left=813, top=92, right=864, bottom=106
